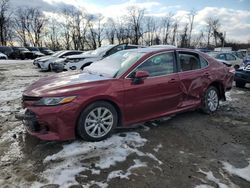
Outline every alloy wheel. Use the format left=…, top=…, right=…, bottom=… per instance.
left=207, top=89, right=219, bottom=112
left=84, top=107, right=114, bottom=138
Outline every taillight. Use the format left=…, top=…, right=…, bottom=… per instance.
left=229, top=67, right=235, bottom=74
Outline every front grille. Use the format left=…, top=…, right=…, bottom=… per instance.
left=22, top=95, right=42, bottom=101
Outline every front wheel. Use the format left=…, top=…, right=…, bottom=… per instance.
left=77, top=101, right=118, bottom=141
left=202, top=86, right=219, bottom=114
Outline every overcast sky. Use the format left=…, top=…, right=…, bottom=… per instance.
left=10, top=0, right=250, bottom=42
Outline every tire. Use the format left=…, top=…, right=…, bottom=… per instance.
left=235, top=81, right=245, bottom=88
left=202, top=86, right=219, bottom=114
left=77, top=101, right=118, bottom=141
left=234, top=65, right=240, bottom=70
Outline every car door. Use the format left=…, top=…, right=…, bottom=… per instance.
left=177, top=51, right=210, bottom=108
left=225, top=53, right=241, bottom=67
left=123, top=52, right=182, bottom=124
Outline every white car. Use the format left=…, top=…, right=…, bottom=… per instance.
left=65, top=44, right=144, bottom=70
left=0, top=52, right=7, bottom=60
left=34, top=50, right=83, bottom=71
left=207, top=52, right=243, bottom=69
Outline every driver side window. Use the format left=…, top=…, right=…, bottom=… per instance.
left=135, top=53, right=175, bottom=77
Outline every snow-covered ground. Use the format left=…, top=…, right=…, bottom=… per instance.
left=0, top=60, right=250, bottom=188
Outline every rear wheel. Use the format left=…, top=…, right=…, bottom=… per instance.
left=77, top=101, right=118, bottom=141
left=235, top=81, right=245, bottom=88
left=202, top=86, right=219, bottom=114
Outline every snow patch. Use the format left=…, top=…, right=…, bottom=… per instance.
left=107, top=159, right=147, bottom=181
left=198, top=169, right=229, bottom=188
left=222, top=159, right=250, bottom=182
left=0, top=88, right=24, bottom=103
left=33, top=132, right=147, bottom=187
left=195, top=185, right=214, bottom=188
left=153, top=143, right=162, bottom=152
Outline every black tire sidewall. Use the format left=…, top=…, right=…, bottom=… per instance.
left=202, top=86, right=219, bottom=114
left=77, top=101, right=118, bottom=141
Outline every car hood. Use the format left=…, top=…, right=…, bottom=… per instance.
left=35, top=55, right=53, bottom=61
left=67, top=54, right=99, bottom=59
left=24, top=71, right=110, bottom=96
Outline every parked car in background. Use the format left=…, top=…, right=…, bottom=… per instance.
left=27, top=47, right=45, bottom=58
left=234, top=62, right=250, bottom=88
left=238, top=49, right=247, bottom=58
left=39, top=47, right=54, bottom=55
left=0, top=46, right=13, bottom=58
left=16, top=48, right=234, bottom=141
left=151, top=45, right=177, bottom=48
left=207, top=52, right=242, bottom=69
left=0, top=52, right=8, bottom=60
left=11, top=47, right=34, bottom=60
left=64, top=44, right=145, bottom=71
left=232, top=51, right=244, bottom=59
left=34, top=50, right=83, bottom=71
left=51, top=51, right=93, bottom=72
left=195, top=48, right=212, bottom=53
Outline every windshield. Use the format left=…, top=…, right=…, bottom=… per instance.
left=52, top=51, right=64, bottom=57
left=85, top=50, right=145, bottom=78
left=29, top=47, right=39, bottom=51
left=90, top=45, right=114, bottom=56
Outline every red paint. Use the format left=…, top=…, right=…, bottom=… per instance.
left=22, top=48, right=234, bottom=141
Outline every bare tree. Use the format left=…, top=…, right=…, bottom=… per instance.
left=144, top=16, right=157, bottom=46
left=171, top=20, right=179, bottom=46
left=188, top=9, right=196, bottom=47
left=126, top=6, right=145, bottom=45
left=180, top=23, right=189, bottom=47
left=0, top=0, right=11, bottom=45
left=161, top=13, right=173, bottom=45
left=105, top=18, right=116, bottom=44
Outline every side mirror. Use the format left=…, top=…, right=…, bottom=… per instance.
left=135, top=70, right=149, bottom=79
left=132, top=70, right=149, bottom=84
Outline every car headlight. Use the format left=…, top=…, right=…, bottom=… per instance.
left=35, top=96, right=76, bottom=106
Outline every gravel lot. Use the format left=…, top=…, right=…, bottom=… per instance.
left=0, top=60, right=249, bottom=188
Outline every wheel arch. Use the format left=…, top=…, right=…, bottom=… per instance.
left=81, top=62, right=92, bottom=70
left=208, top=81, right=226, bottom=101
left=76, top=98, right=123, bottom=132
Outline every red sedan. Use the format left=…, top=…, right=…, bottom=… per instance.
left=17, top=48, right=234, bottom=141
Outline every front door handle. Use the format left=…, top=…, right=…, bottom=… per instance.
left=168, top=78, right=176, bottom=83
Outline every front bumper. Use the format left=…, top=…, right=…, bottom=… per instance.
left=15, top=102, right=81, bottom=141
left=51, top=63, right=66, bottom=72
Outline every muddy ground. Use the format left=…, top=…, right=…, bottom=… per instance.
left=0, top=61, right=249, bottom=188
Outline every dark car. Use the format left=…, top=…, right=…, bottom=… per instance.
left=16, top=48, right=234, bottom=141
left=0, top=46, right=14, bottom=58
left=38, top=47, right=54, bottom=55
left=235, top=59, right=250, bottom=88
left=27, top=47, right=45, bottom=58
left=11, top=47, right=34, bottom=59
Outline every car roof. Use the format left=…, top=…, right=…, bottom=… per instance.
left=124, top=47, right=196, bottom=54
